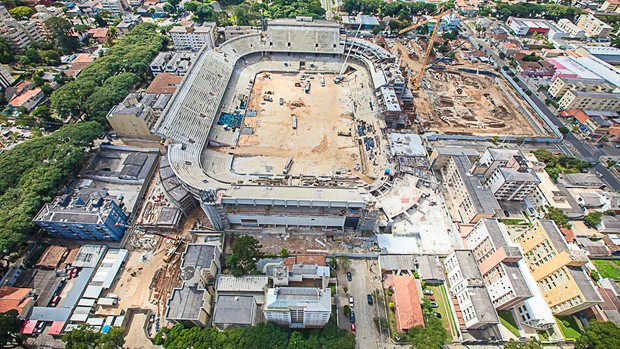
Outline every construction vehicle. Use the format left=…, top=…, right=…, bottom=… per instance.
left=338, top=131, right=352, bottom=137
left=292, top=115, right=297, bottom=129
left=319, top=75, right=325, bottom=87
left=263, top=95, right=273, bottom=102
left=279, top=97, right=284, bottom=105
left=305, top=81, right=311, bottom=94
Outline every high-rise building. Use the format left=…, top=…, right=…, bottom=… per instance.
left=508, top=220, right=602, bottom=315
left=263, top=287, right=331, bottom=329
left=170, top=22, right=216, bottom=51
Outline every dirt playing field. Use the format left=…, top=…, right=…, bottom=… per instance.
left=393, top=40, right=549, bottom=137
left=229, top=72, right=361, bottom=176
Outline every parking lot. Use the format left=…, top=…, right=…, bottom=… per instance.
left=337, top=258, right=385, bottom=349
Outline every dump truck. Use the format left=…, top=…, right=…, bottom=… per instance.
left=283, top=156, right=293, bottom=175
left=263, top=95, right=273, bottom=102
left=305, top=81, right=311, bottom=94
left=320, top=75, right=325, bottom=87
left=338, top=131, right=352, bottom=137
left=292, top=115, right=297, bottom=129
left=279, top=97, right=284, bottom=105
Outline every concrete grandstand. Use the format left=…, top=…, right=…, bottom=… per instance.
left=155, top=18, right=409, bottom=231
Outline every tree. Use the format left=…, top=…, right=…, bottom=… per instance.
left=343, top=304, right=351, bottom=315
left=226, top=235, right=263, bottom=276
left=372, top=26, right=381, bottom=35
left=163, top=3, right=176, bottom=14
left=575, top=321, right=620, bottom=349
left=339, top=256, right=351, bottom=271
left=544, top=206, right=571, bottom=229
left=279, top=248, right=289, bottom=257
left=407, top=316, right=449, bottom=349
left=585, top=211, right=603, bottom=227
left=62, top=325, right=125, bottom=349
left=0, top=37, right=14, bottom=63
left=504, top=338, right=543, bottom=349
left=31, top=105, right=53, bottom=120
left=287, top=332, right=306, bottom=349
left=184, top=1, right=199, bottom=12
left=0, top=310, right=23, bottom=348
left=45, top=17, right=80, bottom=53
left=559, top=126, right=570, bottom=135
left=9, top=6, right=33, bottom=20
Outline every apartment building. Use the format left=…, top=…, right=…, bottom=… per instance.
left=166, top=285, right=212, bottom=327
left=463, top=219, right=533, bottom=310
left=170, top=22, right=216, bottom=51
left=576, top=14, right=613, bottom=38
left=556, top=19, right=585, bottom=38
left=100, top=0, right=126, bottom=16
left=149, top=51, right=196, bottom=76
left=601, top=0, right=620, bottom=12
left=0, top=65, right=13, bottom=90
left=263, top=287, right=331, bottom=329
left=33, top=189, right=128, bottom=241
left=432, top=150, right=501, bottom=224
left=548, top=77, right=615, bottom=99
left=508, top=220, right=602, bottom=315
left=558, top=90, right=620, bottom=111
left=179, top=243, right=222, bottom=288
left=106, top=93, right=159, bottom=140
left=444, top=250, right=499, bottom=329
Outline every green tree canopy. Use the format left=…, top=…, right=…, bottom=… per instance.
left=504, top=338, right=543, bottom=349
left=44, top=16, right=80, bottom=53
left=226, top=235, right=263, bottom=276
left=0, top=310, right=23, bottom=348
left=407, top=315, right=449, bottom=349
left=544, top=206, right=571, bottom=229
left=62, top=325, right=125, bottom=349
left=0, top=37, right=13, bottom=64
left=585, top=211, right=603, bottom=227
left=575, top=321, right=620, bottom=349
left=9, top=6, right=33, bottom=20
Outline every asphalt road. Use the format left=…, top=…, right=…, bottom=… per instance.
left=462, top=22, right=620, bottom=191
left=338, top=259, right=385, bottom=349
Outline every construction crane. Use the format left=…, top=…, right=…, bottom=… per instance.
left=398, top=7, right=450, bottom=35
left=407, top=8, right=453, bottom=90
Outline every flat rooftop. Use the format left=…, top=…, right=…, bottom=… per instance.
left=166, top=285, right=206, bottom=321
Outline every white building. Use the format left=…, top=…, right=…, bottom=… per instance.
left=473, top=149, right=540, bottom=201
left=445, top=250, right=499, bottom=329
left=263, top=287, right=331, bottom=329
left=170, top=22, right=216, bottom=51
left=0, top=65, right=14, bottom=90
left=557, top=19, right=585, bottom=38
left=100, top=0, right=126, bottom=16
left=576, top=14, right=613, bottom=38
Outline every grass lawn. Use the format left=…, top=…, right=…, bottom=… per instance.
left=592, top=259, right=620, bottom=280
left=383, top=289, right=403, bottom=340
left=428, top=285, right=458, bottom=340
left=555, top=316, right=583, bottom=340
left=498, top=311, right=520, bottom=337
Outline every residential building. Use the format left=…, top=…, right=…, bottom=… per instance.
left=8, top=87, right=44, bottom=111
left=562, top=109, right=614, bottom=136
left=558, top=90, right=620, bottom=111
left=100, top=0, right=125, bottom=16
left=88, top=28, right=110, bottom=43
left=179, top=243, right=221, bottom=288
left=485, top=27, right=508, bottom=42
left=0, top=65, right=14, bottom=90
left=212, top=295, right=259, bottom=330
left=106, top=93, right=159, bottom=140
left=126, top=0, right=143, bottom=7
left=416, top=255, right=445, bottom=285
left=170, top=22, right=216, bottom=51
left=462, top=219, right=533, bottom=310
left=601, top=0, right=620, bottom=11
left=576, top=14, right=613, bottom=38
left=548, top=77, right=614, bottom=99
left=166, top=285, right=212, bottom=327
left=149, top=51, right=196, bottom=77
left=145, top=73, right=183, bottom=95
left=33, top=189, right=128, bottom=241
left=483, top=161, right=540, bottom=201
left=508, top=220, right=602, bottom=315
left=557, top=19, right=585, bottom=38
left=392, top=275, right=424, bottom=332
left=263, top=287, right=331, bottom=329
left=224, top=26, right=260, bottom=41
left=0, top=19, right=44, bottom=52
left=116, top=14, right=142, bottom=34
left=599, top=215, right=620, bottom=233
left=444, top=250, right=500, bottom=329
left=215, top=275, right=268, bottom=301
left=431, top=148, right=501, bottom=223
left=272, top=263, right=330, bottom=289
left=516, top=60, right=555, bottom=77
left=0, top=287, right=35, bottom=319
left=558, top=173, right=606, bottom=189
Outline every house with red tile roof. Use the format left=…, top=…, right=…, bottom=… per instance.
left=392, top=275, right=424, bottom=332
left=8, top=88, right=44, bottom=111
left=0, top=287, right=35, bottom=319
left=88, top=28, right=110, bottom=44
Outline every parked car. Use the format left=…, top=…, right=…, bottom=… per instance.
left=36, top=321, right=46, bottom=333
left=350, top=310, right=356, bottom=324
left=367, top=294, right=373, bottom=305
left=351, top=323, right=356, bottom=335
left=347, top=272, right=352, bottom=281
left=349, top=296, right=354, bottom=308
left=426, top=295, right=435, bottom=301
left=432, top=312, right=442, bottom=318
left=423, top=290, right=433, bottom=296
left=430, top=301, right=439, bottom=308
left=50, top=296, right=61, bottom=307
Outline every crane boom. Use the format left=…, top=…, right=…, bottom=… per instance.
left=335, top=23, right=363, bottom=83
